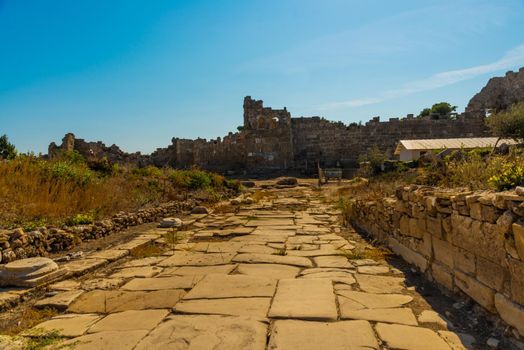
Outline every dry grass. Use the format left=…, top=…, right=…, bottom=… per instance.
left=251, top=190, right=274, bottom=203
left=340, top=246, right=390, bottom=261
left=129, top=243, right=165, bottom=258
left=0, top=156, right=238, bottom=228
left=0, top=306, right=57, bottom=336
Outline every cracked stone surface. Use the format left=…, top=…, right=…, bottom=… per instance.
left=19, top=182, right=481, bottom=349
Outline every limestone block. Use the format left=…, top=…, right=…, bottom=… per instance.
left=455, top=271, right=495, bottom=312
left=453, top=247, right=476, bottom=275
left=431, top=262, right=454, bottom=291
left=388, top=237, right=428, bottom=272
left=508, top=257, right=524, bottom=305
left=408, top=218, right=424, bottom=239
left=476, top=257, right=506, bottom=292
left=399, top=215, right=410, bottom=236
left=0, top=257, right=60, bottom=287
left=432, top=238, right=455, bottom=269
left=426, top=216, right=443, bottom=238
left=496, top=211, right=516, bottom=235
left=449, top=214, right=505, bottom=265
left=512, top=222, right=524, bottom=260
left=494, top=293, right=524, bottom=336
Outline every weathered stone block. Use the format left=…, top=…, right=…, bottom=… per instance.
left=476, top=257, right=506, bottom=292
left=495, top=293, right=524, bottom=336
left=431, top=262, right=454, bottom=291
left=432, top=238, right=455, bottom=269
left=512, top=222, right=524, bottom=260
left=449, top=214, right=505, bottom=265
left=388, top=237, right=428, bottom=272
left=469, top=202, right=482, bottom=221
left=407, top=218, right=424, bottom=239
left=508, top=257, right=524, bottom=305
left=426, top=216, right=443, bottom=238
left=453, top=248, right=476, bottom=275
left=399, top=215, right=410, bottom=236
left=455, top=271, right=495, bottom=312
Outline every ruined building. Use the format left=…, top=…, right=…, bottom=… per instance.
left=49, top=68, right=524, bottom=175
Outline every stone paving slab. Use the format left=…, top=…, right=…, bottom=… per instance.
left=34, top=290, right=84, bottom=311
left=119, top=256, right=165, bottom=268
left=312, top=255, right=352, bottom=268
left=158, top=251, right=235, bottom=266
left=68, top=290, right=186, bottom=313
left=53, top=330, right=149, bottom=350
left=355, top=274, right=405, bottom=293
left=268, top=279, right=337, bottom=320
left=233, top=253, right=313, bottom=267
left=133, top=315, right=267, bottom=350
left=184, top=274, right=276, bottom=299
left=121, top=276, right=201, bottom=291
left=88, top=249, right=129, bottom=262
left=337, top=290, right=413, bottom=309
left=110, top=266, right=162, bottom=278
left=237, top=264, right=300, bottom=279
left=375, top=323, right=452, bottom=350
left=341, top=307, right=418, bottom=325
left=88, top=309, right=169, bottom=333
left=81, top=278, right=125, bottom=291
left=159, top=264, right=237, bottom=276
left=62, top=258, right=108, bottom=276
left=174, top=297, right=271, bottom=319
left=268, top=319, right=379, bottom=350
left=26, top=313, right=102, bottom=337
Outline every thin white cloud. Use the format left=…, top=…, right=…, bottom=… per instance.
left=319, top=43, right=524, bottom=111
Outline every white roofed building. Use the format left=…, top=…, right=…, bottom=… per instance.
left=394, top=137, right=519, bottom=161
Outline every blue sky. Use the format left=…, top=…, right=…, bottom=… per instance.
left=2, top=0, right=524, bottom=154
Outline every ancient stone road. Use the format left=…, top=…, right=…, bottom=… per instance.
left=24, top=185, right=477, bottom=349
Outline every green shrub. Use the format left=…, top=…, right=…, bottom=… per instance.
left=225, top=179, right=241, bottom=191
left=46, top=161, right=94, bottom=186
left=65, top=213, right=94, bottom=226
left=0, top=134, right=17, bottom=160
left=131, top=165, right=164, bottom=178
left=488, top=162, right=524, bottom=191
left=88, top=157, right=118, bottom=176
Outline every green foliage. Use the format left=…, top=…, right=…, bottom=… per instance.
left=417, top=102, right=457, bottom=118
left=87, top=157, right=118, bottom=176
left=0, top=134, right=17, bottom=160
left=65, top=213, right=94, bottom=226
left=45, top=161, right=94, bottom=186
left=132, top=165, right=163, bottom=178
left=169, top=169, right=216, bottom=189
left=488, top=162, right=524, bottom=191
left=486, top=101, right=524, bottom=142
left=358, top=146, right=386, bottom=176
left=418, top=108, right=431, bottom=118
left=225, top=179, right=241, bottom=191
left=59, top=150, right=85, bottom=165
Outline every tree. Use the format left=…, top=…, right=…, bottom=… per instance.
left=431, top=102, right=457, bottom=116
left=417, top=103, right=457, bottom=118
left=418, top=108, right=431, bottom=118
left=0, top=134, right=17, bottom=160
left=486, top=101, right=524, bottom=143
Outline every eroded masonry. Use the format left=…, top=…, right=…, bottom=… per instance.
left=48, top=68, right=524, bottom=174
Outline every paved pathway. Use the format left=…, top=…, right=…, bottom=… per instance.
left=22, top=185, right=477, bottom=349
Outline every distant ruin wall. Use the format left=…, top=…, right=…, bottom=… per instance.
left=350, top=186, right=524, bottom=337
left=48, top=68, right=524, bottom=174
left=291, top=115, right=490, bottom=170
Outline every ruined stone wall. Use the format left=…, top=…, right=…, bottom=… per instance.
left=49, top=68, right=524, bottom=174
left=49, top=133, right=149, bottom=166
left=349, top=186, right=524, bottom=337
left=243, top=96, right=294, bottom=172
left=291, top=115, right=490, bottom=170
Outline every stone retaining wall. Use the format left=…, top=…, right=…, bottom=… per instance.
left=0, top=200, right=195, bottom=264
left=349, top=185, right=524, bottom=337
